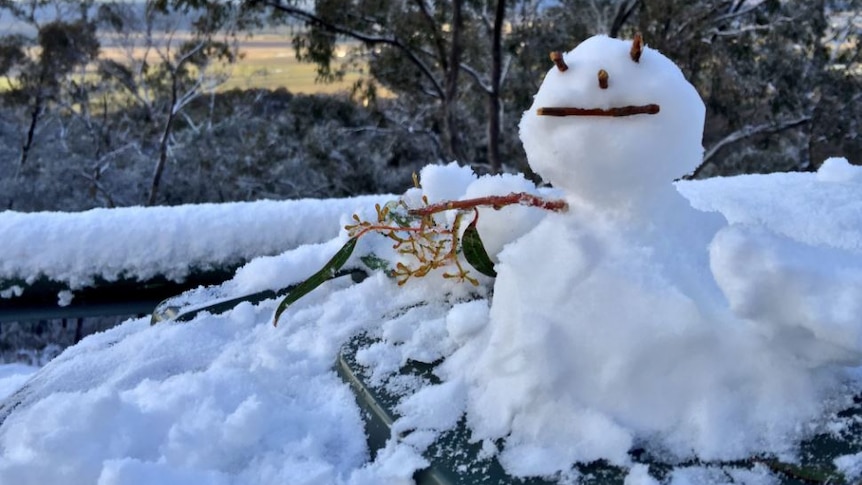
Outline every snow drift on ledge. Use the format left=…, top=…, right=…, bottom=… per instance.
left=0, top=195, right=389, bottom=294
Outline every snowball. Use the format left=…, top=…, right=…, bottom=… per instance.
left=417, top=162, right=476, bottom=203
left=455, top=212, right=831, bottom=467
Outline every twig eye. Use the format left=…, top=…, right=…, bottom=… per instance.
left=550, top=51, right=568, bottom=72
left=598, top=69, right=609, bottom=89
left=630, top=33, right=643, bottom=63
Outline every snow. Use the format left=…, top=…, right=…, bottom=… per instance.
left=835, top=451, right=862, bottom=480
left=461, top=172, right=553, bottom=260
left=624, top=464, right=660, bottom=485
left=1, top=34, right=862, bottom=484
left=0, top=196, right=389, bottom=295
left=0, top=364, right=37, bottom=401
left=678, top=158, right=862, bottom=254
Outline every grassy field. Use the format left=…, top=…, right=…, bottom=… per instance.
left=4, top=36, right=370, bottom=96
left=218, top=41, right=366, bottom=94
left=101, top=35, right=373, bottom=95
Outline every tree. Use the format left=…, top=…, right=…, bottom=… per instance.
left=232, top=0, right=533, bottom=173
left=808, top=1, right=862, bottom=168
left=626, top=0, right=835, bottom=176
left=1, top=1, right=100, bottom=172
left=96, top=0, right=248, bottom=205
left=0, top=1, right=103, bottom=211
left=249, top=0, right=470, bottom=164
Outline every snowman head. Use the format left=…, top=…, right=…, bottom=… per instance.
left=519, top=35, right=705, bottom=213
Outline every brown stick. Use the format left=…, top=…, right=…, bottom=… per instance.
left=598, top=69, right=609, bottom=89
left=550, top=51, right=568, bottom=72
left=630, top=33, right=643, bottom=62
left=408, top=192, right=568, bottom=217
left=537, top=104, right=659, bottom=117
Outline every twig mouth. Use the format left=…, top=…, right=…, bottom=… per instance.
left=537, top=104, right=660, bottom=117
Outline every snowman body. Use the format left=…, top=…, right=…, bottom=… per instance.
left=448, top=36, right=835, bottom=470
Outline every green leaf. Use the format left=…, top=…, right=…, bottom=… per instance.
left=462, top=217, right=497, bottom=278
left=383, top=200, right=415, bottom=228
left=273, top=237, right=358, bottom=326
left=360, top=253, right=391, bottom=273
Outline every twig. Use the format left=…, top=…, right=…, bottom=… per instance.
left=550, top=51, right=568, bottom=72
left=598, top=69, right=609, bottom=89
left=352, top=224, right=443, bottom=240
left=408, top=192, right=568, bottom=217
left=537, top=104, right=660, bottom=117
left=630, top=32, right=643, bottom=62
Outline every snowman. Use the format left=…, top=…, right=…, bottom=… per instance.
left=441, top=35, right=856, bottom=474
left=516, top=33, right=731, bottom=319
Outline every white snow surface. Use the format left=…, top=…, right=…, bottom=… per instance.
left=0, top=196, right=389, bottom=292
left=0, top=365, right=37, bottom=401
left=1, top=161, right=860, bottom=484
left=2, top=35, right=862, bottom=484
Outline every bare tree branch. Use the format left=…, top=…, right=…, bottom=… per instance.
left=692, top=115, right=811, bottom=178
left=712, top=4, right=758, bottom=24
left=708, top=22, right=787, bottom=37
left=457, top=61, right=492, bottom=94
